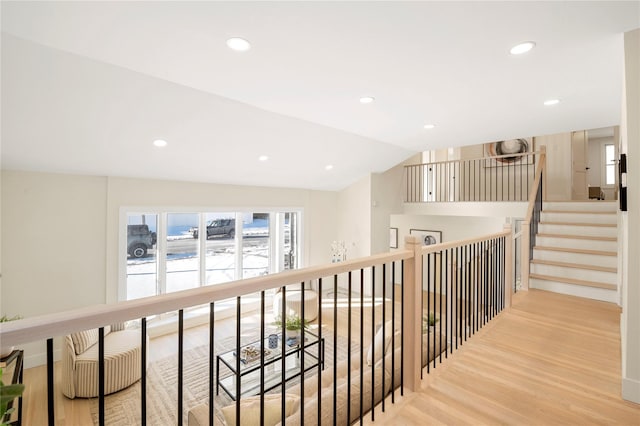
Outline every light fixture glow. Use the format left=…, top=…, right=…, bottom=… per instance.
left=510, top=41, right=536, bottom=55
left=226, top=37, right=251, bottom=52
left=359, top=96, right=375, bottom=104
left=325, top=165, right=334, bottom=171
left=423, top=124, right=436, bottom=130
left=153, top=139, right=167, bottom=147
left=258, top=155, right=269, bottom=161
left=543, top=99, right=561, bottom=106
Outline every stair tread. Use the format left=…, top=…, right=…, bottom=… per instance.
left=529, top=273, right=616, bottom=290
left=542, top=210, right=616, bottom=215
left=537, top=233, right=617, bottom=242
left=539, top=221, right=616, bottom=228
left=534, top=246, right=617, bottom=256
left=530, top=259, right=617, bottom=273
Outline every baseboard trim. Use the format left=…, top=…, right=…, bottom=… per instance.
left=622, top=377, right=640, bottom=403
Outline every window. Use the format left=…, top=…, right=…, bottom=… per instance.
left=123, top=210, right=301, bottom=301
left=605, top=144, right=616, bottom=185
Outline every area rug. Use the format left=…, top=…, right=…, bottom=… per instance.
left=90, top=329, right=359, bottom=425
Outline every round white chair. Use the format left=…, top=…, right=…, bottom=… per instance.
left=273, top=289, right=318, bottom=321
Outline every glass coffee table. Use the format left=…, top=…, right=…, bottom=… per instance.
left=216, top=331, right=324, bottom=401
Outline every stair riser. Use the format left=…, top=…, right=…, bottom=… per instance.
left=540, top=212, right=617, bottom=225
left=535, top=236, right=617, bottom=252
left=530, top=264, right=617, bottom=285
left=529, top=278, right=618, bottom=303
left=538, top=223, right=617, bottom=238
left=533, top=249, right=617, bottom=268
left=543, top=202, right=617, bottom=213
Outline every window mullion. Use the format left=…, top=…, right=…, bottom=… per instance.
left=199, top=213, right=206, bottom=287
left=235, top=212, right=244, bottom=279
left=158, top=212, right=168, bottom=296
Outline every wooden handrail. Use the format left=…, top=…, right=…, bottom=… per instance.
left=404, top=150, right=541, bottom=168
left=0, top=250, right=413, bottom=347
left=524, top=147, right=547, bottom=221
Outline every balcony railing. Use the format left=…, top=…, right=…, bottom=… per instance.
left=404, top=151, right=540, bottom=203
left=0, top=228, right=512, bottom=426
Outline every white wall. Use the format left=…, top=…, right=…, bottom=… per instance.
left=390, top=214, right=507, bottom=250
left=336, top=175, right=371, bottom=260
left=1, top=170, right=339, bottom=366
left=621, top=28, right=640, bottom=404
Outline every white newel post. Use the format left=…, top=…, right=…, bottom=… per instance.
left=504, top=224, right=513, bottom=309
left=403, top=235, right=423, bottom=391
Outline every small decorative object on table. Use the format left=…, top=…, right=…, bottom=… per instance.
left=235, top=345, right=271, bottom=364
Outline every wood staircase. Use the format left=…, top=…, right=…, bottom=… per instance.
left=529, top=201, right=619, bottom=303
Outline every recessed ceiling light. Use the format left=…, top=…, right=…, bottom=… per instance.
left=258, top=155, right=269, bottom=161
left=359, top=96, right=375, bottom=104
left=510, top=41, right=536, bottom=55
left=153, top=139, right=167, bottom=147
left=423, top=124, right=436, bottom=130
left=543, top=99, right=561, bottom=106
left=226, top=37, right=251, bottom=52
left=325, top=165, right=334, bottom=171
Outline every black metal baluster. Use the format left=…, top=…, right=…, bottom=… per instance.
left=281, top=288, right=286, bottom=426
left=317, top=278, right=323, bottom=426
left=391, top=262, right=396, bottom=403
left=432, top=252, right=437, bottom=369
left=179, top=310, right=184, bottom=426
left=260, top=291, right=265, bottom=426
left=484, top=158, right=487, bottom=201
left=445, top=249, right=449, bottom=358
left=333, top=274, right=338, bottom=426
left=360, top=269, right=364, bottom=424
left=347, top=272, right=352, bottom=424
left=47, top=338, right=54, bottom=426
left=301, top=283, right=306, bottom=425
left=141, top=318, right=147, bottom=426
left=401, top=260, right=405, bottom=395
left=99, top=327, right=105, bottom=426
left=426, top=253, right=430, bottom=374
left=439, top=251, right=443, bottom=364
left=382, top=263, right=387, bottom=411
left=235, top=298, right=242, bottom=424
left=209, top=303, right=214, bottom=426
left=421, top=254, right=425, bottom=378
left=371, top=266, right=376, bottom=421
left=455, top=246, right=459, bottom=350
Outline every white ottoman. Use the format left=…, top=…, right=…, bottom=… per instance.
left=273, top=290, right=319, bottom=321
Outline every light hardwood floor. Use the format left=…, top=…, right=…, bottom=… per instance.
left=364, top=289, right=640, bottom=425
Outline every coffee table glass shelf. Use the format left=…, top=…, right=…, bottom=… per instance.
left=216, top=331, right=324, bottom=401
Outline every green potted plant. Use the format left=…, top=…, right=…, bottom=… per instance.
left=422, top=312, right=438, bottom=333
left=274, top=314, right=310, bottom=339
left=0, top=368, right=24, bottom=426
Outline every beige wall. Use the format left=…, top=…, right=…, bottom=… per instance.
left=534, top=133, right=572, bottom=200
left=1, top=170, right=339, bottom=366
left=621, top=28, right=640, bottom=404
left=336, top=175, right=372, bottom=260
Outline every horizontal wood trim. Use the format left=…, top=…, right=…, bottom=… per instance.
left=0, top=249, right=414, bottom=347
left=534, top=246, right=617, bottom=257
left=530, top=259, right=617, bottom=273
left=539, top=221, right=617, bottom=228
left=417, top=230, right=510, bottom=255
left=536, top=233, right=617, bottom=242
left=529, top=273, right=617, bottom=290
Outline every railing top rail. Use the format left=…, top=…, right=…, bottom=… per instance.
left=404, top=150, right=541, bottom=168
left=0, top=249, right=412, bottom=347
left=416, top=229, right=510, bottom=255
left=524, top=150, right=547, bottom=221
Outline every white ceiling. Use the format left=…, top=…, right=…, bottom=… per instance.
left=1, top=1, right=638, bottom=190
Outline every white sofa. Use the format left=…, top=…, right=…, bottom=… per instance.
left=61, top=323, right=145, bottom=399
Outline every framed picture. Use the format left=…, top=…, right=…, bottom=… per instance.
left=410, top=229, right=442, bottom=246
left=484, top=137, right=533, bottom=166
left=390, top=228, right=398, bottom=249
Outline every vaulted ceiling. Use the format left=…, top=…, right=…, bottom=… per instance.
left=1, top=2, right=638, bottom=190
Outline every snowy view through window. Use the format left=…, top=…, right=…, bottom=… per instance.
left=126, top=212, right=297, bottom=301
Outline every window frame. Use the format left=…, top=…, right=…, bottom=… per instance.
left=602, top=143, right=616, bottom=188
left=118, top=206, right=304, bottom=302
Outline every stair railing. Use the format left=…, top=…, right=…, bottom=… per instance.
left=403, top=150, right=540, bottom=203
left=520, top=146, right=547, bottom=290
